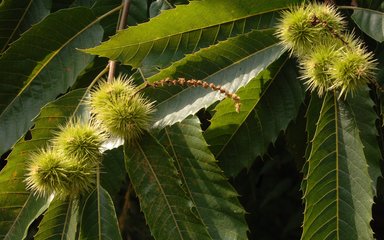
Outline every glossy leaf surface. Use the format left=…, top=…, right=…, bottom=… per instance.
left=80, top=187, right=122, bottom=240
left=351, top=7, right=384, bottom=42
left=204, top=57, right=305, bottom=176
left=145, top=29, right=285, bottom=129
left=34, top=198, right=78, bottom=240
left=157, top=117, right=248, bottom=239
left=0, top=7, right=103, bottom=156
left=85, top=0, right=299, bottom=70
left=302, top=92, right=375, bottom=240
left=124, top=132, right=212, bottom=240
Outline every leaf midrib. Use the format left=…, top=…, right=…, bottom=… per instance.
left=3, top=194, right=33, bottom=240
left=136, top=140, right=184, bottom=240
left=0, top=0, right=34, bottom=53
left=61, top=199, right=73, bottom=240
left=93, top=8, right=284, bottom=51
left=0, top=6, right=120, bottom=120
left=333, top=93, right=340, bottom=240
left=163, top=127, right=213, bottom=239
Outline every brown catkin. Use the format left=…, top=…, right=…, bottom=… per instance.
left=150, top=78, right=241, bottom=113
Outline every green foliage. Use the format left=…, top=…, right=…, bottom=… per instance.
left=156, top=117, right=248, bottom=239
left=124, top=132, right=212, bottom=240
left=146, top=29, right=285, bottom=128
left=85, top=0, right=300, bottom=73
left=0, top=89, right=85, bottom=239
left=0, top=1, right=383, bottom=240
left=34, top=198, right=78, bottom=240
left=0, top=7, right=104, bottom=155
left=351, top=7, right=384, bottom=42
left=204, top=57, right=305, bottom=176
left=80, top=187, right=122, bottom=240
left=0, top=0, right=51, bottom=52
left=302, top=90, right=379, bottom=239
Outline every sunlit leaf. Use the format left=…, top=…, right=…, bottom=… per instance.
left=0, top=7, right=104, bottom=156
left=124, top=132, right=212, bottom=240
left=34, top=198, right=78, bottom=240
left=145, top=29, right=285, bottom=129
left=84, top=0, right=299, bottom=71
left=345, top=89, right=381, bottom=192
left=157, top=117, right=248, bottom=239
left=204, top=57, right=305, bottom=176
left=302, top=92, right=375, bottom=239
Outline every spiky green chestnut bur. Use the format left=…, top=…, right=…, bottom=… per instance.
left=310, top=3, right=345, bottom=39
left=61, top=163, right=96, bottom=198
left=277, top=3, right=378, bottom=97
left=25, top=149, right=71, bottom=198
left=299, top=44, right=341, bottom=96
left=88, top=75, right=154, bottom=144
left=275, top=3, right=345, bottom=57
left=329, top=41, right=377, bottom=98
left=53, top=120, right=105, bottom=166
left=25, top=148, right=96, bottom=198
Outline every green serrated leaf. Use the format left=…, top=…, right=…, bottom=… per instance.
left=1, top=195, right=49, bottom=240
left=301, top=94, right=323, bottom=195
left=345, top=89, right=381, bottom=193
left=351, top=7, right=384, bottom=42
left=100, top=147, right=126, bottom=201
left=84, top=0, right=299, bottom=70
left=302, top=92, right=375, bottom=240
left=34, top=198, right=78, bottom=240
left=144, top=29, right=284, bottom=129
left=124, top=132, right=212, bottom=240
left=0, top=88, right=86, bottom=239
left=156, top=116, right=248, bottom=240
left=80, top=186, right=122, bottom=240
left=204, top=57, right=305, bottom=176
left=0, top=7, right=104, bottom=156
left=0, top=0, right=52, bottom=53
